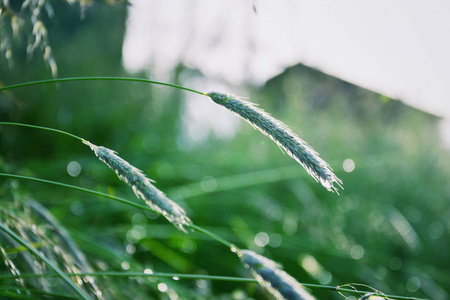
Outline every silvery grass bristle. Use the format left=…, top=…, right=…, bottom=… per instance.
left=26, top=200, right=104, bottom=299
left=207, top=92, right=343, bottom=193
left=0, top=245, right=26, bottom=289
left=27, top=200, right=92, bottom=271
left=83, top=140, right=192, bottom=232
left=238, top=249, right=315, bottom=300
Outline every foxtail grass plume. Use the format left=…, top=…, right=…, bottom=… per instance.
left=238, top=249, right=315, bottom=300
left=83, top=141, right=192, bottom=232
left=207, top=92, right=342, bottom=193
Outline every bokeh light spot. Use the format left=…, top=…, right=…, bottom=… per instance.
left=70, top=201, right=84, bottom=216
left=428, top=221, right=444, bottom=239
left=389, top=257, right=402, bottom=270
left=121, top=261, right=130, bottom=270
left=67, top=161, right=81, bottom=177
left=132, top=213, right=147, bottom=226
left=268, top=233, right=282, bottom=248
left=158, top=283, right=168, bottom=292
left=266, top=205, right=282, bottom=221
left=126, top=244, right=136, bottom=254
left=406, top=276, right=421, bottom=292
left=254, top=232, right=270, bottom=247
left=342, top=159, right=355, bottom=172
left=180, top=239, right=197, bottom=254
left=200, top=176, right=217, bottom=192
left=350, top=245, right=364, bottom=259
left=319, top=271, right=332, bottom=285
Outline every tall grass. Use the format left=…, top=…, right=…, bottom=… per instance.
left=0, top=78, right=429, bottom=300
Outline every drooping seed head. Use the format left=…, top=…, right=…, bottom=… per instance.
left=83, top=140, right=192, bottom=232
left=207, top=92, right=343, bottom=193
left=238, top=249, right=315, bottom=300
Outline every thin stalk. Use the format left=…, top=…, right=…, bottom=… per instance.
left=0, top=77, right=208, bottom=96
left=0, top=122, right=239, bottom=248
left=0, top=273, right=426, bottom=300
left=0, top=173, right=153, bottom=213
left=0, top=272, right=256, bottom=283
left=0, top=225, right=91, bottom=300
left=0, top=172, right=236, bottom=251
left=0, top=122, right=84, bottom=141
left=189, top=224, right=236, bottom=249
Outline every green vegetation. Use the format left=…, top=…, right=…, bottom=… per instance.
left=1, top=1, right=449, bottom=299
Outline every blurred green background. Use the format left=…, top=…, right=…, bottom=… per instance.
left=1, top=1, right=449, bottom=299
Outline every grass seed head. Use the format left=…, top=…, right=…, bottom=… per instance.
left=207, top=91, right=343, bottom=193
left=238, top=249, right=315, bottom=300
left=83, top=140, right=192, bottom=232
left=0, top=245, right=27, bottom=289
left=0, top=204, right=104, bottom=299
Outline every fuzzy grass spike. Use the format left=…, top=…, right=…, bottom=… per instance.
left=238, top=249, right=315, bottom=300
left=207, top=92, right=342, bottom=193
left=0, top=246, right=26, bottom=289
left=83, top=140, right=192, bottom=232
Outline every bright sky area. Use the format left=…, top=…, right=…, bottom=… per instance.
left=122, top=0, right=450, bottom=146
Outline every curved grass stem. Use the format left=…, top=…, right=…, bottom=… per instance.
left=0, top=122, right=84, bottom=142
left=0, top=272, right=426, bottom=300
left=0, top=122, right=237, bottom=249
left=0, top=173, right=152, bottom=212
left=0, top=77, right=208, bottom=96
left=0, top=272, right=256, bottom=283
left=0, top=172, right=236, bottom=251
left=189, top=224, right=236, bottom=249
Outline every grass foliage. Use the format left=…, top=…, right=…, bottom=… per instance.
left=1, top=1, right=449, bottom=300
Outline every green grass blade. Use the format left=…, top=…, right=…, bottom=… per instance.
left=0, top=122, right=84, bottom=142
left=0, top=272, right=426, bottom=300
left=0, top=173, right=153, bottom=213
left=0, top=77, right=208, bottom=96
left=0, top=172, right=236, bottom=250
